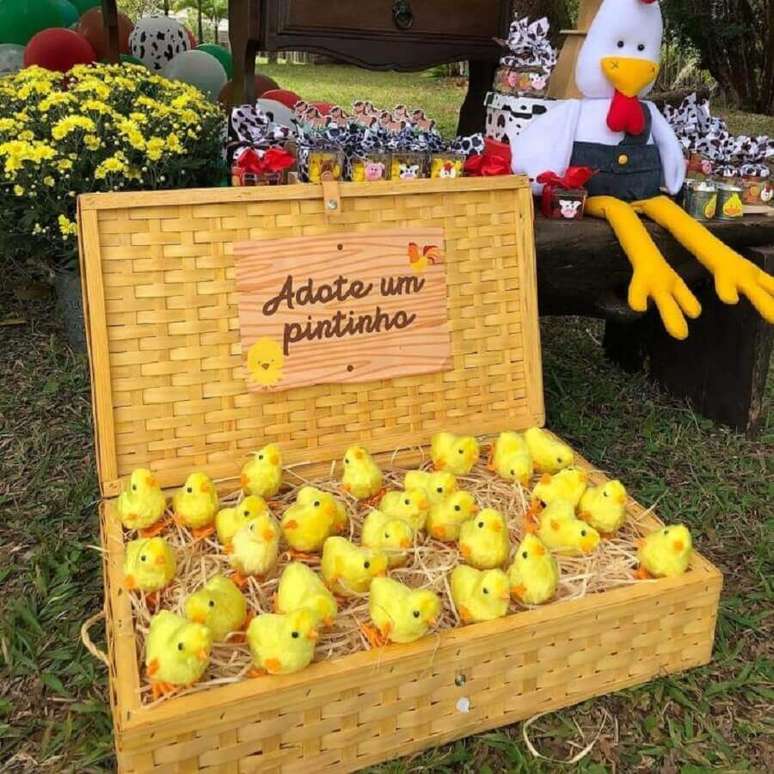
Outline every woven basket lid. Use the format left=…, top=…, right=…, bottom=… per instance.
left=77, top=178, right=544, bottom=496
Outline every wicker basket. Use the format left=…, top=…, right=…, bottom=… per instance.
left=77, top=178, right=722, bottom=772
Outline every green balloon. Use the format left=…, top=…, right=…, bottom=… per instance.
left=69, top=0, right=98, bottom=14
left=120, top=53, right=146, bottom=68
left=0, top=0, right=64, bottom=45
left=51, top=0, right=79, bottom=27
left=196, top=43, right=233, bottom=79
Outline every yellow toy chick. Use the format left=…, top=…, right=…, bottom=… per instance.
left=215, top=495, right=268, bottom=547
left=490, top=431, right=533, bottom=486
left=123, top=537, right=176, bottom=593
left=281, top=486, right=348, bottom=553
left=532, top=467, right=588, bottom=508
left=458, top=508, right=510, bottom=569
left=378, top=488, right=430, bottom=531
left=450, top=565, right=510, bottom=623
left=508, top=534, right=559, bottom=605
left=184, top=575, right=248, bottom=641
left=145, top=610, right=212, bottom=699
left=227, top=513, right=281, bottom=587
left=637, top=524, right=692, bottom=579
left=341, top=445, right=383, bottom=500
left=426, top=490, right=479, bottom=541
left=172, top=472, right=219, bottom=539
left=431, top=432, right=480, bottom=475
left=246, top=337, right=285, bottom=387
left=246, top=608, right=318, bottom=675
left=579, top=480, right=628, bottom=535
left=536, top=499, right=600, bottom=555
left=361, top=508, right=414, bottom=567
left=321, top=536, right=388, bottom=595
left=368, top=577, right=441, bottom=644
left=524, top=427, right=574, bottom=474
left=241, top=443, right=283, bottom=498
left=404, top=469, right=458, bottom=505
left=276, top=562, right=337, bottom=627
left=116, top=468, right=167, bottom=534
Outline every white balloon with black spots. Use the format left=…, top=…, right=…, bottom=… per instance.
left=128, top=15, right=191, bottom=72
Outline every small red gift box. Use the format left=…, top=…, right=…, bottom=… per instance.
left=464, top=138, right=512, bottom=177
left=231, top=147, right=295, bottom=187
left=536, top=167, right=595, bottom=219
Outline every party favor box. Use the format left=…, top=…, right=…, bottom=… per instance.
left=77, top=178, right=721, bottom=773
left=485, top=91, right=556, bottom=142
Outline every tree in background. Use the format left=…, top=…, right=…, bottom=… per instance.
left=174, top=0, right=227, bottom=44
left=119, top=0, right=162, bottom=20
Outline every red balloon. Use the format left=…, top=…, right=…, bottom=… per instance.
left=311, top=101, right=333, bottom=115
left=261, top=89, right=302, bottom=109
left=76, top=8, right=134, bottom=60
left=185, top=27, right=197, bottom=48
left=24, top=28, right=96, bottom=72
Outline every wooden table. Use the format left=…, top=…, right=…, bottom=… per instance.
left=535, top=214, right=774, bottom=435
left=228, top=0, right=512, bottom=135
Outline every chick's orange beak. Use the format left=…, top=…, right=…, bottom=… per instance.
left=146, top=475, right=157, bottom=488
left=672, top=539, right=685, bottom=553
left=534, top=544, right=546, bottom=557
left=197, top=649, right=209, bottom=662
left=199, top=482, right=211, bottom=494
left=262, top=528, right=275, bottom=542
left=400, top=538, right=411, bottom=549
left=581, top=537, right=598, bottom=553
left=601, top=56, right=659, bottom=97
left=616, top=492, right=627, bottom=505
left=190, top=611, right=206, bottom=624
left=471, top=504, right=480, bottom=514
left=490, top=521, right=502, bottom=533
left=124, top=574, right=136, bottom=590
left=419, top=498, right=429, bottom=511
left=499, top=590, right=510, bottom=600
left=269, top=452, right=279, bottom=465
left=308, top=629, right=319, bottom=641
left=154, top=554, right=167, bottom=566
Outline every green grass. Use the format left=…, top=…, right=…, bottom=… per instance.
left=1, top=65, right=772, bottom=771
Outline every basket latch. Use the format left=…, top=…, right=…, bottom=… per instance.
left=321, top=172, right=341, bottom=217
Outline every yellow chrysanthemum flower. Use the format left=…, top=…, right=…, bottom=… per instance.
left=56, top=159, right=73, bottom=172
left=146, top=136, right=165, bottom=161
left=13, top=184, right=24, bottom=196
left=84, top=135, right=101, bottom=151
left=94, top=154, right=127, bottom=179
left=43, top=176, right=55, bottom=187
left=52, top=115, right=96, bottom=140
left=166, top=133, right=183, bottom=153
left=58, top=214, right=78, bottom=237
left=82, top=99, right=111, bottom=115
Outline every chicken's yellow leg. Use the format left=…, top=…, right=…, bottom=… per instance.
left=585, top=195, right=702, bottom=339
left=635, top=195, right=774, bottom=323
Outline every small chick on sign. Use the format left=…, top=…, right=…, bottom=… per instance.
left=321, top=536, right=388, bottom=596
left=341, top=445, right=383, bottom=501
left=281, top=486, right=348, bottom=554
left=524, top=427, right=574, bottom=474
left=276, top=563, right=337, bottom=628
left=508, top=534, right=559, bottom=605
left=145, top=611, right=212, bottom=700
left=184, top=575, right=248, bottom=641
left=458, top=508, right=510, bottom=569
left=451, top=565, right=510, bottom=623
left=172, top=472, right=219, bottom=539
left=636, top=524, right=692, bottom=579
left=241, top=443, right=283, bottom=498
left=116, top=468, right=167, bottom=536
left=403, top=469, right=458, bottom=505
left=367, top=577, right=441, bottom=645
left=431, top=432, right=480, bottom=475
left=246, top=608, right=318, bottom=676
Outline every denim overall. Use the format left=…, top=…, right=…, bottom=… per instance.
left=569, top=101, right=662, bottom=202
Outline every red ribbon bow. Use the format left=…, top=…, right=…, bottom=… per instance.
left=237, top=147, right=295, bottom=176
left=464, top=138, right=512, bottom=177
left=536, top=166, right=595, bottom=218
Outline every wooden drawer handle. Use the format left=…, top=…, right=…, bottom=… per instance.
left=392, top=0, right=414, bottom=31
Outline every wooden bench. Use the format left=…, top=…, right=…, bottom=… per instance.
left=536, top=214, right=774, bottom=435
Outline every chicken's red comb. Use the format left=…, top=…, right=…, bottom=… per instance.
left=640, top=0, right=657, bottom=3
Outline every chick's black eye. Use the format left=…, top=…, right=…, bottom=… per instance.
left=404, top=499, right=409, bottom=506
left=132, top=484, right=137, bottom=491
left=345, top=458, right=349, bottom=464
left=603, top=492, right=609, bottom=498
left=458, top=449, right=464, bottom=454
left=522, top=551, right=528, bottom=559
left=313, top=500, right=320, bottom=507
left=556, top=457, right=562, bottom=463
left=478, top=521, right=484, bottom=528
left=454, top=505, right=461, bottom=512
left=436, top=487, right=443, bottom=493
left=637, top=43, right=645, bottom=51
left=510, top=470, right=514, bottom=476
left=412, top=610, right=420, bottom=618
left=483, top=587, right=489, bottom=594
left=258, top=455, right=263, bottom=460
left=384, top=532, right=390, bottom=539
left=187, top=487, right=192, bottom=493
left=243, top=510, right=250, bottom=516
left=581, top=530, right=587, bottom=537
left=177, top=642, right=184, bottom=651
left=208, top=600, right=215, bottom=608
left=363, top=561, right=370, bottom=569
left=291, top=631, right=299, bottom=639
left=617, top=40, right=624, bottom=48
left=140, top=555, right=146, bottom=562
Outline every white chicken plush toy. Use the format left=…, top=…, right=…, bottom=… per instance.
left=509, top=0, right=774, bottom=339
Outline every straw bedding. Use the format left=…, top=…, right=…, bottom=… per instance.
left=123, top=450, right=659, bottom=706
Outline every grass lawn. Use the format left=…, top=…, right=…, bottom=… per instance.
left=1, top=66, right=772, bottom=772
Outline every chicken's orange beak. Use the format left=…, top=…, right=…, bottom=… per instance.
left=197, top=649, right=209, bottom=662
left=240, top=473, right=248, bottom=489
left=400, top=538, right=411, bottom=549
left=190, top=611, right=206, bottom=624
left=154, top=554, right=167, bottom=566
left=308, top=629, right=319, bottom=641
left=375, top=567, right=387, bottom=577
left=499, top=589, right=510, bottom=600
left=199, top=482, right=211, bottom=494
left=146, top=475, right=157, bottom=488
left=324, top=502, right=336, bottom=518
left=471, top=504, right=480, bottom=514
left=433, top=457, right=445, bottom=471
left=490, top=521, right=502, bottom=533
left=616, top=492, right=627, bottom=505
left=581, top=537, right=597, bottom=553
left=601, top=56, right=659, bottom=98
left=428, top=616, right=438, bottom=627
left=672, top=539, right=685, bottom=553
left=534, top=544, right=546, bottom=557
left=262, top=528, right=275, bottom=542
left=124, top=574, right=136, bottom=590
left=418, top=498, right=429, bottom=511
left=269, top=452, right=279, bottom=466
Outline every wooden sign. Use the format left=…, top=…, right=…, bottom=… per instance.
left=234, top=228, right=452, bottom=391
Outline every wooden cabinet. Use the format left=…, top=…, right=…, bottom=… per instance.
left=230, top=0, right=514, bottom=134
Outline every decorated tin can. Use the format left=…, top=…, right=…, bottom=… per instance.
left=762, top=179, right=774, bottom=207
left=740, top=175, right=771, bottom=206
left=350, top=153, right=390, bottom=182
left=306, top=149, right=345, bottom=183
left=430, top=153, right=465, bottom=179
left=683, top=180, right=717, bottom=220
left=493, top=65, right=549, bottom=97
left=389, top=151, right=429, bottom=180
left=716, top=182, right=744, bottom=220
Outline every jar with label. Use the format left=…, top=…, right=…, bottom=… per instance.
left=716, top=182, right=744, bottom=220
left=350, top=153, right=390, bottom=182
left=430, top=153, right=465, bottom=179
left=683, top=179, right=717, bottom=220
left=493, top=65, right=549, bottom=97
left=390, top=152, right=429, bottom=181
left=306, top=149, right=345, bottom=183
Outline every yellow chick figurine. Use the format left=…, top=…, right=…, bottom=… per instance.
left=508, top=534, right=559, bottom=605
left=281, top=486, right=348, bottom=553
left=579, top=480, right=628, bottom=534
left=426, top=490, right=479, bottom=541
left=227, top=513, right=281, bottom=587
left=490, top=431, right=533, bottom=486
left=404, top=469, right=457, bottom=505
left=276, top=563, right=337, bottom=627
left=246, top=608, right=318, bottom=675
left=368, top=577, right=441, bottom=644
left=637, top=524, right=693, bottom=579
left=450, top=565, right=510, bottom=623
left=321, top=536, right=388, bottom=596
left=240, top=443, right=283, bottom=498
left=536, top=499, right=600, bottom=555
left=378, top=488, right=430, bottom=531
left=524, top=427, right=574, bottom=474
left=123, top=537, right=176, bottom=593
left=431, top=432, right=480, bottom=475
left=341, top=445, right=383, bottom=500
left=361, top=509, right=414, bottom=567
left=145, top=610, right=212, bottom=699
left=215, top=495, right=268, bottom=547
left=116, top=468, right=167, bottom=534
left=532, top=467, right=588, bottom=508
left=184, top=575, right=248, bottom=641
left=458, top=508, right=510, bottom=569
left=172, top=472, right=219, bottom=538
